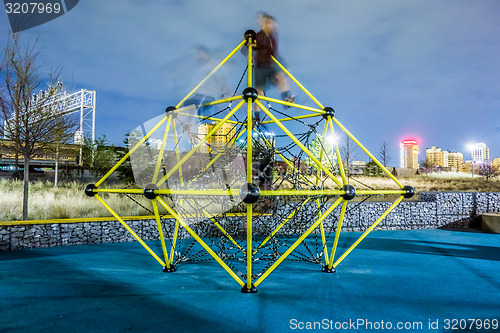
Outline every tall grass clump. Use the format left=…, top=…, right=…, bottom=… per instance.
left=0, top=179, right=158, bottom=221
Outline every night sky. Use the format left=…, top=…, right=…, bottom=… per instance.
left=1, top=0, right=499, bottom=164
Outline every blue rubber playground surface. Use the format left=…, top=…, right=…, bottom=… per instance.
left=1, top=229, right=499, bottom=332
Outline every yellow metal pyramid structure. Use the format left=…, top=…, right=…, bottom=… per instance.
left=84, top=30, right=414, bottom=293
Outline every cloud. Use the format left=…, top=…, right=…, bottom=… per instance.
left=1, top=0, right=499, bottom=157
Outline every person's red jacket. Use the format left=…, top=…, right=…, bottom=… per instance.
left=254, top=30, right=277, bottom=67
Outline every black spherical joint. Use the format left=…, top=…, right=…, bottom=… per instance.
left=402, top=185, right=415, bottom=199
left=143, top=184, right=159, bottom=200
left=342, top=184, right=356, bottom=201
left=322, top=107, right=335, bottom=119
left=165, top=106, right=176, bottom=115
left=163, top=265, right=176, bottom=273
left=84, top=184, right=97, bottom=197
left=241, top=284, right=258, bottom=293
left=322, top=266, right=336, bottom=273
left=242, top=87, right=259, bottom=102
left=244, top=29, right=256, bottom=42
left=239, top=183, right=260, bottom=204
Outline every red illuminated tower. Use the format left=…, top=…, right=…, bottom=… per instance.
left=400, top=139, right=419, bottom=168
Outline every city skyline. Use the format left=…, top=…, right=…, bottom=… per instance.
left=405, top=140, right=497, bottom=171
left=1, top=0, right=499, bottom=163
left=412, top=140, right=497, bottom=163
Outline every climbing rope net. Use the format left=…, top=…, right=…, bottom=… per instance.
left=84, top=30, right=414, bottom=292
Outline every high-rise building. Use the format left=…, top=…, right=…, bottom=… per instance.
left=470, top=142, right=490, bottom=164
left=462, top=160, right=474, bottom=173
left=400, top=140, right=419, bottom=169
left=198, top=122, right=236, bottom=154
left=448, top=152, right=464, bottom=172
left=426, top=146, right=449, bottom=168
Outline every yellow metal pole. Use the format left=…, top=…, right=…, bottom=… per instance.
left=93, top=189, right=144, bottom=194
left=261, top=113, right=323, bottom=124
left=156, top=100, right=245, bottom=188
left=271, top=55, right=324, bottom=109
left=328, top=116, right=348, bottom=184
left=314, top=120, right=329, bottom=188
left=356, top=190, right=406, bottom=195
left=330, top=116, right=404, bottom=188
left=95, top=115, right=170, bottom=187
left=248, top=36, right=253, bottom=88
left=214, top=220, right=244, bottom=251
left=152, top=199, right=170, bottom=268
left=246, top=203, right=253, bottom=289
left=259, top=190, right=344, bottom=196
left=197, top=95, right=243, bottom=107
left=169, top=219, right=180, bottom=265
left=245, top=49, right=254, bottom=289
left=254, top=197, right=343, bottom=287
left=316, top=121, right=330, bottom=265
left=254, top=197, right=312, bottom=253
left=0, top=215, right=171, bottom=226
left=156, top=196, right=245, bottom=287
left=199, top=207, right=243, bottom=251
left=176, top=40, right=247, bottom=108
left=259, top=96, right=324, bottom=113
left=319, top=213, right=329, bottom=265
left=255, top=100, right=344, bottom=188
left=94, top=194, right=165, bottom=267
left=167, top=116, right=183, bottom=266
left=97, top=188, right=348, bottom=196
left=332, top=195, right=405, bottom=268
left=155, top=189, right=236, bottom=196
left=177, top=96, right=242, bottom=113
left=152, top=115, right=173, bottom=183
left=328, top=200, right=348, bottom=269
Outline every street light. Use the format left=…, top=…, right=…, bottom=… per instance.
left=466, top=143, right=477, bottom=178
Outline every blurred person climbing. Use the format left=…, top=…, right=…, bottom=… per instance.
left=184, top=45, right=229, bottom=123
left=243, top=13, right=295, bottom=126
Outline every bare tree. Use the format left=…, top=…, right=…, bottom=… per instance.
left=340, top=136, right=358, bottom=178
left=378, top=141, right=391, bottom=167
left=0, top=33, right=71, bottom=219
left=49, top=115, right=79, bottom=187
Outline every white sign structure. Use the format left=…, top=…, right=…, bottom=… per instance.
left=4, top=86, right=96, bottom=146
left=44, top=88, right=96, bottom=146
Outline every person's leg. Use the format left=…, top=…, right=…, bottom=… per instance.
left=274, top=72, right=295, bottom=104
left=254, top=66, right=268, bottom=125
left=253, top=87, right=264, bottom=124
left=275, top=72, right=287, bottom=92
